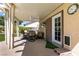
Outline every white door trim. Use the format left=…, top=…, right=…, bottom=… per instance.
left=52, top=10, right=63, bottom=47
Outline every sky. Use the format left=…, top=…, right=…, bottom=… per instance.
left=0, top=12, right=5, bottom=16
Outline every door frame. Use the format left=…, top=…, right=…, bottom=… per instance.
left=52, top=10, right=64, bottom=48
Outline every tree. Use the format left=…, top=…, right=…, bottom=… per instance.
left=0, top=16, right=4, bottom=26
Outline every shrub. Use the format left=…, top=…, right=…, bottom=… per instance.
left=45, top=40, right=58, bottom=49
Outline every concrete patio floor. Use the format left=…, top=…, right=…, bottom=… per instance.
left=22, top=39, right=58, bottom=56
left=0, top=36, right=26, bottom=56
left=0, top=41, right=15, bottom=56
left=0, top=36, right=58, bottom=56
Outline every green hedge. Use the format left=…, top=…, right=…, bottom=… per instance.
left=45, top=40, right=58, bottom=49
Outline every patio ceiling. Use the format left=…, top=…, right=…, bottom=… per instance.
left=14, top=3, right=62, bottom=21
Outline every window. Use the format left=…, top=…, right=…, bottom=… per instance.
left=55, top=17, right=61, bottom=41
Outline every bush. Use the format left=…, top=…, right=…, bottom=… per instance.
left=0, top=27, right=4, bottom=33
left=45, top=40, right=58, bottom=49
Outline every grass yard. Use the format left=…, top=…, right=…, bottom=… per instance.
left=0, top=34, right=5, bottom=42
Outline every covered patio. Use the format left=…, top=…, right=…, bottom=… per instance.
left=0, top=3, right=69, bottom=56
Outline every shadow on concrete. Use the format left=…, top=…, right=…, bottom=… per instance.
left=16, top=50, right=23, bottom=53
left=13, top=37, right=59, bottom=56
left=13, top=42, right=26, bottom=48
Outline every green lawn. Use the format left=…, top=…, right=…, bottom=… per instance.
left=0, top=34, right=5, bottom=42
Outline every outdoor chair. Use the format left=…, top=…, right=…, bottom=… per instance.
left=23, top=32, right=29, bottom=39
left=37, top=31, right=44, bottom=39
left=60, top=42, right=79, bottom=56
left=28, top=30, right=36, bottom=42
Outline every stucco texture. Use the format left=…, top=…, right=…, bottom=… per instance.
left=43, top=3, right=79, bottom=50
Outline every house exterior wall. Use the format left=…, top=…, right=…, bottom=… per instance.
left=44, top=18, right=52, bottom=43
left=43, top=3, right=79, bottom=50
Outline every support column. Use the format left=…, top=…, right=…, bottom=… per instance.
left=4, top=9, right=10, bottom=48
left=10, top=4, right=15, bottom=49
left=4, top=4, right=15, bottom=49
left=5, top=7, right=13, bottom=49
left=16, top=21, right=19, bottom=37
left=4, top=9, right=7, bottom=44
